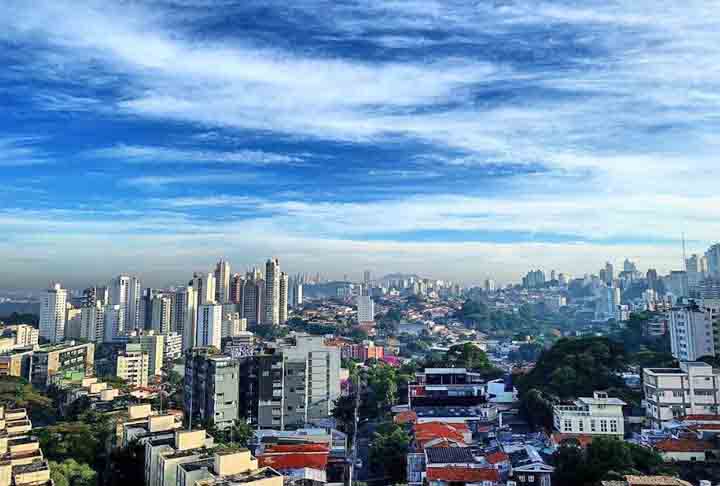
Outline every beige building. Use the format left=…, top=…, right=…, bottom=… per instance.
left=116, top=351, right=150, bottom=388
left=553, top=391, right=626, bottom=438
left=0, top=406, right=53, bottom=486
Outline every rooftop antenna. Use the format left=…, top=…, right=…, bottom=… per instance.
left=682, top=232, right=687, bottom=272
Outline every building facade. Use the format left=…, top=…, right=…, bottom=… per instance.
left=184, top=351, right=240, bottom=430
left=39, top=283, right=67, bottom=343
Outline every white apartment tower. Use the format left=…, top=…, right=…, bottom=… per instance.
left=151, top=295, right=173, bottom=335
left=669, top=304, right=715, bottom=361
left=103, top=304, right=125, bottom=343
left=279, top=272, right=289, bottom=324
left=289, top=278, right=303, bottom=308
left=196, top=303, right=223, bottom=349
left=173, top=286, right=197, bottom=351
left=214, top=259, right=231, bottom=304
left=242, top=270, right=264, bottom=327
left=357, top=295, right=375, bottom=324
left=264, top=258, right=281, bottom=326
left=80, top=301, right=105, bottom=343
left=110, top=274, right=142, bottom=332
left=39, top=283, right=68, bottom=343
left=192, top=272, right=216, bottom=306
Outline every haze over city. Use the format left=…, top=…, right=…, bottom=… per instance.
left=3, top=0, right=720, bottom=288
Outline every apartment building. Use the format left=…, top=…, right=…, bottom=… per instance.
left=116, top=350, right=150, bottom=388
left=184, top=350, right=240, bottom=430
left=257, top=334, right=341, bottom=430
left=0, top=406, right=53, bottom=486
left=669, top=304, right=715, bottom=361
left=552, top=391, right=626, bottom=439
left=644, top=361, right=720, bottom=428
left=30, top=341, right=95, bottom=389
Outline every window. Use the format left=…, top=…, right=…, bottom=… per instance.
left=564, top=419, right=572, bottom=432
left=600, top=419, right=608, bottom=433
left=696, top=390, right=714, bottom=396
left=610, top=420, right=618, bottom=433
left=578, top=420, right=584, bottom=432
left=673, top=390, right=683, bottom=397
left=590, top=420, right=596, bottom=432
left=528, top=476, right=534, bottom=482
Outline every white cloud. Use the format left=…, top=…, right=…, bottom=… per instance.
left=89, top=144, right=303, bottom=165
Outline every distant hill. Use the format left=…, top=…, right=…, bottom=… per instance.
left=0, top=302, right=40, bottom=317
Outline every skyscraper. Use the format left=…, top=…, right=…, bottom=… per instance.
left=214, top=259, right=231, bottom=304
left=242, top=269, right=264, bottom=327
left=229, top=273, right=244, bottom=304
left=279, top=272, right=289, bottom=324
left=173, top=286, right=197, bottom=351
left=289, top=277, right=303, bottom=308
left=150, top=294, right=173, bottom=334
left=264, top=258, right=280, bottom=326
left=192, top=272, right=216, bottom=306
left=197, top=303, right=223, bottom=349
left=109, top=274, right=142, bottom=332
left=604, top=262, right=614, bottom=285
left=80, top=301, right=104, bottom=343
left=686, top=254, right=704, bottom=291
left=706, top=244, right=720, bottom=279
left=39, top=283, right=67, bottom=343
left=103, top=304, right=124, bottom=343
left=363, top=270, right=371, bottom=284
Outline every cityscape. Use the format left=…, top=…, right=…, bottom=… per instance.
left=3, top=1, right=720, bottom=486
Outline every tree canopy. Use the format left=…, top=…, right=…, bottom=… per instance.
left=369, top=422, right=410, bottom=485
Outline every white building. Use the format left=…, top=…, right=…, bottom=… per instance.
left=553, top=391, right=626, bottom=438
left=110, top=274, right=142, bottom=331
left=103, top=304, right=125, bottom=343
left=644, top=362, right=720, bottom=428
left=669, top=305, right=715, bottom=361
left=173, top=286, right=197, bottom=351
left=197, top=303, right=223, bottom=349
left=357, top=295, right=375, bottom=324
left=264, top=258, right=281, bottom=325
left=80, top=301, right=105, bottom=343
left=192, top=272, right=216, bottom=306
left=39, top=283, right=68, bottom=343
left=289, top=281, right=303, bottom=308
left=221, top=312, right=247, bottom=339
left=279, top=272, right=288, bottom=324
left=151, top=295, right=173, bottom=335
left=164, top=332, right=183, bottom=363
left=214, top=259, right=231, bottom=304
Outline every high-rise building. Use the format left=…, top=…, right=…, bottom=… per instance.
left=604, top=262, right=614, bottom=285
left=173, top=286, right=197, bottom=351
left=103, top=304, right=125, bottom=343
left=110, top=275, right=142, bottom=332
left=483, top=279, right=496, bottom=292
left=243, top=270, right=264, bottom=327
left=666, top=271, right=689, bottom=300
left=257, top=335, right=341, bottom=429
left=151, top=295, right=173, bottom=335
left=139, top=287, right=158, bottom=329
left=192, top=272, right=216, bottom=306
left=65, top=306, right=82, bottom=340
left=686, top=254, right=704, bottom=292
left=279, top=272, right=288, bottom=324
left=214, top=259, right=231, bottom=304
left=221, top=312, right=247, bottom=339
left=363, top=270, right=371, bottom=284
left=197, top=303, right=223, bottom=349
left=80, top=301, right=105, bottom=343
left=184, top=351, right=240, bottom=430
left=705, top=244, right=720, bottom=279
left=646, top=269, right=659, bottom=291
left=623, top=258, right=637, bottom=274
left=669, top=304, right=715, bottom=361
left=289, top=278, right=303, bottom=308
left=229, top=273, right=244, bottom=304
left=31, top=341, right=95, bottom=389
left=264, top=258, right=281, bottom=326
left=39, top=283, right=68, bottom=343
left=357, top=295, right=375, bottom=324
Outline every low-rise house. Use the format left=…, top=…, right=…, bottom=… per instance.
left=654, top=438, right=714, bottom=462
left=505, top=445, right=554, bottom=486
left=552, top=391, right=626, bottom=444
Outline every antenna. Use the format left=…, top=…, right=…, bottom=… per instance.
left=682, top=233, right=687, bottom=272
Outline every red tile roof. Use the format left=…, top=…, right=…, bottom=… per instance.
left=551, top=433, right=597, bottom=448
left=688, top=423, right=720, bottom=430
left=415, top=422, right=469, bottom=447
left=485, top=452, right=509, bottom=464
left=426, top=467, right=500, bottom=483
left=655, top=438, right=713, bottom=453
left=258, top=443, right=330, bottom=471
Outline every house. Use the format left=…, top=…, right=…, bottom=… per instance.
left=425, top=448, right=500, bottom=486
left=409, top=368, right=486, bottom=407
left=552, top=391, right=625, bottom=443
left=654, top=438, right=713, bottom=462
left=506, top=445, right=553, bottom=486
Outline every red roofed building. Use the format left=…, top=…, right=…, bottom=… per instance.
left=485, top=451, right=509, bottom=466
left=426, top=466, right=501, bottom=486
left=395, top=410, right=417, bottom=425
left=654, top=438, right=714, bottom=462
left=257, top=443, right=330, bottom=477
left=414, top=422, right=471, bottom=448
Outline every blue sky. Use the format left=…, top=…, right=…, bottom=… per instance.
left=2, top=0, right=720, bottom=288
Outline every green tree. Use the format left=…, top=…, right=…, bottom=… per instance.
left=49, top=459, right=96, bottom=486
left=369, top=423, right=410, bottom=485
left=108, top=441, right=145, bottom=486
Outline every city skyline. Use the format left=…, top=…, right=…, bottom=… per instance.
left=3, top=1, right=720, bottom=287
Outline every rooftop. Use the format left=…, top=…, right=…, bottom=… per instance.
left=426, top=466, right=500, bottom=482
left=425, top=447, right=475, bottom=465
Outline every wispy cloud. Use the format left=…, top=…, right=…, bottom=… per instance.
left=122, top=173, right=257, bottom=189
left=0, top=136, right=51, bottom=166
left=88, top=144, right=303, bottom=165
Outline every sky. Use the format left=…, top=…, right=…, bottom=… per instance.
left=2, top=0, right=720, bottom=289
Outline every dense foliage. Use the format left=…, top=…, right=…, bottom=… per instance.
left=369, top=422, right=410, bottom=485
left=553, top=438, right=665, bottom=486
